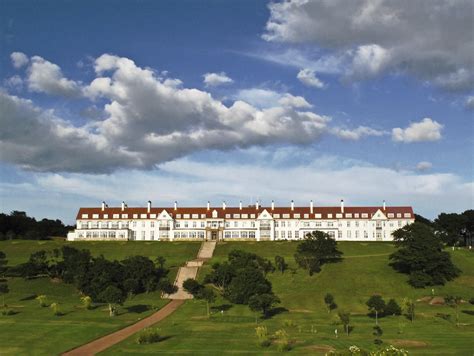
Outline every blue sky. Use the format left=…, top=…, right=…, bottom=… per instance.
left=0, top=0, right=473, bottom=223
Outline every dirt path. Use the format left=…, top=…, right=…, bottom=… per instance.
left=63, top=241, right=217, bottom=355
left=62, top=299, right=184, bottom=356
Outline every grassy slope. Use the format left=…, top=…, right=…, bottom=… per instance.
left=102, top=242, right=474, bottom=355
left=0, top=241, right=201, bottom=355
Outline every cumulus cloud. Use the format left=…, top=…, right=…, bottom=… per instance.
left=26, top=56, right=83, bottom=97
left=416, top=161, right=433, bottom=172
left=0, top=54, right=334, bottom=173
left=10, top=52, right=29, bottom=68
left=331, top=126, right=387, bottom=140
left=263, top=0, right=474, bottom=91
left=233, top=88, right=312, bottom=109
left=297, top=68, right=324, bottom=88
left=4, top=75, right=23, bottom=90
left=465, top=96, right=474, bottom=110
left=203, top=72, right=233, bottom=87
left=392, top=118, right=443, bottom=143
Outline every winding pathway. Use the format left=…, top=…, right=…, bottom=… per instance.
left=62, top=241, right=216, bottom=355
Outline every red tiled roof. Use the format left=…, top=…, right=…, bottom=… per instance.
left=76, top=205, right=414, bottom=220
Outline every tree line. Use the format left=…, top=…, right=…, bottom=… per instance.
left=0, top=211, right=73, bottom=240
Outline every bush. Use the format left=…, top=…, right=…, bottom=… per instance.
left=80, top=296, right=93, bottom=310
left=255, top=325, right=270, bottom=347
left=274, top=329, right=291, bottom=352
left=136, top=328, right=162, bottom=344
left=36, top=295, right=48, bottom=307
left=469, top=297, right=474, bottom=305
left=50, top=302, right=61, bottom=316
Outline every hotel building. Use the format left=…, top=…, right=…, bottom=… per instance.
left=67, top=200, right=415, bottom=242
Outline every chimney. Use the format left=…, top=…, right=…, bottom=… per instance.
left=310, top=200, right=314, bottom=214
left=271, top=200, right=275, bottom=210
left=207, top=201, right=210, bottom=210
left=340, top=199, right=344, bottom=213
left=256, top=201, right=259, bottom=210
left=147, top=200, right=151, bottom=213
left=291, top=200, right=294, bottom=211
left=222, top=201, right=226, bottom=210
left=101, top=201, right=106, bottom=211
left=121, top=201, right=125, bottom=211
left=383, top=200, right=386, bottom=211
left=174, top=201, right=177, bottom=210
left=239, top=200, right=242, bottom=210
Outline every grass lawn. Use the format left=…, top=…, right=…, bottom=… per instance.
left=0, top=241, right=201, bottom=355
left=102, top=242, right=474, bottom=355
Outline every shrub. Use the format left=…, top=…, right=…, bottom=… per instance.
left=136, top=328, right=162, bottom=344
left=255, top=325, right=270, bottom=347
left=469, top=297, right=474, bottom=305
left=36, top=295, right=48, bottom=307
left=1, top=308, right=15, bottom=316
left=80, top=296, right=93, bottom=310
left=50, top=302, right=61, bottom=316
left=274, top=329, right=291, bottom=352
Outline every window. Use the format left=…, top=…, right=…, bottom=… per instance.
left=327, top=214, right=333, bottom=218
left=283, top=214, right=290, bottom=218
left=150, top=214, right=156, bottom=218
left=315, top=213, right=322, bottom=218
left=176, top=214, right=181, bottom=218
left=241, top=231, right=248, bottom=238
left=347, top=231, right=351, bottom=238
left=364, top=231, right=368, bottom=238
left=355, top=221, right=359, bottom=227
left=151, top=221, right=155, bottom=228
left=249, top=231, right=256, bottom=238
left=288, top=231, right=292, bottom=239
left=347, top=221, right=351, bottom=227
left=225, top=214, right=231, bottom=218
left=225, top=222, right=230, bottom=228
left=404, top=213, right=411, bottom=218
left=192, top=214, right=198, bottom=219
left=281, top=231, right=286, bottom=239
left=355, top=231, right=359, bottom=239
left=184, top=214, right=190, bottom=218
left=233, top=214, right=240, bottom=218
left=345, top=213, right=352, bottom=218
left=174, top=232, right=180, bottom=238
left=121, top=214, right=128, bottom=218
left=234, top=221, right=238, bottom=227
left=184, top=221, right=189, bottom=228
left=104, top=214, right=108, bottom=219
left=362, top=213, right=368, bottom=218
left=201, top=221, right=205, bottom=228
left=140, top=214, right=147, bottom=218
left=141, top=231, right=145, bottom=239
left=175, top=222, right=180, bottom=228
left=387, top=213, right=394, bottom=218
left=92, top=214, right=99, bottom=219
left=132, top=221, right=137, bottom=227
left=133, top=214, right=138, bottom=218
left=338, top=231, right=342, bottom=239
left=281, top=221, right=286, bottom=227
left=336, top=213, right=342, bottom=218
left=315, top=222, right=322, bottom=227
left=328, top=231, right=335, bottom=238
left=82, top=214, right=88, bottom=218
left=114, top=214, right=120, bottom=218
left=225, top=231, right=231, bottom=238
left=294, top=213, right=301, bottom=218
left=150, top=231, right=154, bottom=239
left=304, top=214, right=309, bottom=218
left=327, top=222, right=333, bottom=227
left=273, top=214, right=280, bottom=218
left=141, top=221, right=146, bottom=228
left=193, top=221, right=197, bottom=228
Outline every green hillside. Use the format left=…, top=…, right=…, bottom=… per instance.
left=0, top=241, right=472, bottom=355
left=104, top=242, right=474, bottom=355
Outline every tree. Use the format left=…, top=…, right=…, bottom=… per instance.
left=98, top=285, right=126, bottom=316
left=294, top=231, right=343, bottom=275
left=390, top=223, right=460, bottom=287
left=366, top=295, right=386, bottom=325
left=274, top=256, right=288, bottom=274
left=385, top=299, right=402, bottom=316
left=338, top=310, right=351, bottom=335
left=155, top=256, right=166, bottom=269
left=204, top=262, right=236, bottom=290
left=435, top=212, right=468, bottom=246
left=445, top=295, right=462, bottom=326
left=324, top=293, right=337, bottom=313
left=183, top=278, right=202, bottom=296
left=225, top=267, right=272, bottom=304
left=402, top=298, right=415, bottom=322
left=199, top=287, right=216, bottom=318
left=248, top=293, right=280, bottom=317
left=0, top=251, right=8, bottom=307
left=415, top=214, right=433, bottom=227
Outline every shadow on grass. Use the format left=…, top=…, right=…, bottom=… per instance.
left=211, top=304, right=233, bottom=312
left=263, top=307, right=289, bottom=319
left=462, top=310, right=474, bottom=316
left=126, top=304, right=150, bottom=314
left=20, top=294, right=37, bottom=301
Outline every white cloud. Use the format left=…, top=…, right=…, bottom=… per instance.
left=466, top=96, right=474, bottom=110
left=297, top=68, right=324, bottom=88
left=392, top=118, right=443, bottom=143
left=416, top=161, right=433, bottom=171
left=27, top=56, right=82, bottom=97
left=0, top=54, right=333, bottom=173
left=234, top=88, right=312, bottom=109
left=1, top=150, right=471, bottom=222
left=203, top=72, right=234, bottom=87
left=10, top=52, right=29, bottom=69
left=4, top=75, right=23, bottom=90
left=350, top=44, right=391, bottom=79
left=263, top=0, right=474, bottom=91
left=331, top=126, right=387, bottom=140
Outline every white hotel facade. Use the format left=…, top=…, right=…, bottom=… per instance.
left=67, top=200, right=415, bottom=242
